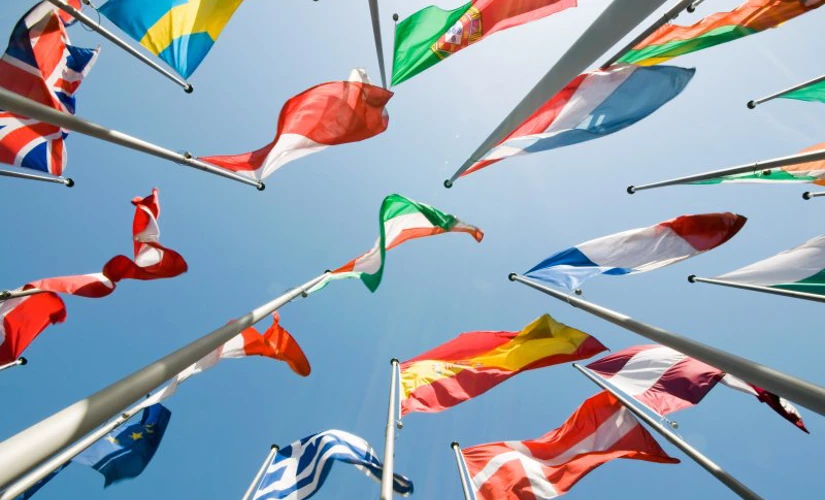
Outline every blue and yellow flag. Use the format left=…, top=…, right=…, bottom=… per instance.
left=99, top=0, right=243, bottom=78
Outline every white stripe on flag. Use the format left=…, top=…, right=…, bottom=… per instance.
left=600, top=346, right=687, bottom=398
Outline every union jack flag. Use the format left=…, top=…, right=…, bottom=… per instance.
left=0, top=1, right=98, bottom=176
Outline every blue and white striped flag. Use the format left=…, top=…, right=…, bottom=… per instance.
left=252, top=429, right=414, bottom=499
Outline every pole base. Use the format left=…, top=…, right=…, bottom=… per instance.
left=746, top=100, right=757, bottom=109
left=443, top=179, right=453, bottom=189
left=626, top=185, right=636, bottom=194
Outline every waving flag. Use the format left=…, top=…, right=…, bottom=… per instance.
left=525, top=213, right=746, bottom=290
left=314, top=194, right=483, bottom=293
left=462, top=392, right=678, bottom=499
left=618, top=0, right=825, bottom=66
left=201, top=69, right=393, bottom=181
left=462, top=64, right=694, bottom=178
left=780, top=79, right=825, bottom=104
left=252, top=430, right=413, bottom=500
left=392, top=0, right=576, bottom=85
left=400, top=314, right=606, bottom=415
left=0, top=293, right=66, bottom=364
left=587, top=345, right=808, bottom=432
left=99, top=0, right=243, bottom=78
left=697, top=142, right=825, bottom=185
left=0, top=0, right=99, bottom=176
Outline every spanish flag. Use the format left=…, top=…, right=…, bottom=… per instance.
left=400, top=314, right=607, bottom=415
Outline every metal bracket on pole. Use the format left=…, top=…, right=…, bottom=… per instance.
left=0, top=169, right=73, bottom=187
left=688, top=275, right=825, bottom=304
left=747, top=74, right=825, bottom=109
left=45, top=0, right=193, bottom=93
left=450, top=442, right=474, bottom=500
left=241, top=444, right=280, bottom=500
left=367, top=0, right=388, bottom=88
left=0, top=358, right=27, bottom=373
left=508, top=273, right=825, bottom=417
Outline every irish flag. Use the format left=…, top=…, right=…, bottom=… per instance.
left=695, top=142, right=825, bottom=185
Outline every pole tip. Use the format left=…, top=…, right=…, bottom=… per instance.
left=324, top=269, right=332, bottom=274
left=687, top=274, right=697, bottom=283
left=508, top=273, right=517, bottom=282
left=64, top=178, right=75, bottom=188
left=574, top=288, right=583, bottom=296
left=443, top=179, right=453, bottom=189
left=393, top=13, right=399, bottom=21
left=390, top=358, right=399, bottom=365
left=626, top=185, right=636, bottom=194
left=184, top=84, right=194, bottom=94
left=18, top=357, right=27, bottom=366
left=451, top=441, right=460, bottom=449
left=803, top=191, right=812, bottom=200
left=669, top=420, right=679, bottom=430
left=746, top=100, right=757, bottom=109
left=270, top=444, right=279, bottom=451
left=256, top=182, right=266, bottom=191
left=686, top=4, right=696, bottom=12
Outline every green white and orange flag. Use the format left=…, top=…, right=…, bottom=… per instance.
left=779, top=79, right=825, bottom=104
left=314, top=194, right=483, bottom=293
left=618, top=0, right=824, bottom=66
left=399, top=314, right=607, bottom=415
left=696, top=142, right=825, bottom=185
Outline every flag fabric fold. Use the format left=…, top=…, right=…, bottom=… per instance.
left=0, top=293, right=66, bottom=364
left=0, top=0, right=99, bottom=176
left=251, top=429, right=414, bottom=500
left=201, top=69, right=393, bottom=181
left=462, top=64, right=694, bottom=178
left=462, top=391, right=679, bottom=499
left=400, top=314, right=606, bottom=415
left=525, top=212, right=746, bottom=290
left=392, top=0, right=577, bottom=85
left=696, top=142, right=825, bottom=185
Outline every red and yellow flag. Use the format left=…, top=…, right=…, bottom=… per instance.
left=400, top=314, right=607, bottom=415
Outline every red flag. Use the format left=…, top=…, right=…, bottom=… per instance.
left=0, top=293, right=66, bottom=363
left=225, top=313, right=311, bottom=377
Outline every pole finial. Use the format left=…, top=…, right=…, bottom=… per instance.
left=64, top=178, right=74, bottom=188
left=627, top=185, right=636, bottom=194
left=270, top=444, right=279, bottom=451
left=256, top=182, right=266, bottom=192
left=393, top=13, right=399, bottom=21
left=746, top=100, right=757, bottom=109
left=803, top=191, right=812, bottom=200
left=687, top=274, right=697, bottom=283
left=574, top=288, right=583, bottom=296
left=390, top=358, right=399, bottom=365
left=18, top=357, right=27, bottom=366
left=508, top=273, right=517, bottom=282
left=451, top=441, right=460, bottom=449
left=443, top=179, right=453, bottom=189
left=184, top=84, right=194, bottom=94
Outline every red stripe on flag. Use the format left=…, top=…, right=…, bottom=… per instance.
left=659, top=213, right=746, bottom=251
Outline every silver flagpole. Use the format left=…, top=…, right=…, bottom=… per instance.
left=508, top=273, right=825, bottom=416
left=628, top=147, right=825, bottom=193
left=367, top=0, right=388, bottom=88
left=0, top=87, right=264, bottom=190
left=803, top=191, right=825, bottom=200
left=0, top=272, right=329, bottom=489
left=0, top=169, right=72, bottom=187
left=688, top=275, right=825, bottom=304
left=444, top=0, right=671, bottom=187
left=44, top=0, right=193, bottom=93
left=748, top=74, right=825, bottom=109
left=687, top=0, right=706, bottom=12
left=573, top=364, right=763, bottom=500
left=380, top=358, right=400, bottom=500
left=0, top=358, right=27, bottom=373
left=241, top=444, right=279, bottom=500
left=450, top=442, right=474, bottom=500
left=0, top=288, right=47, bottom=302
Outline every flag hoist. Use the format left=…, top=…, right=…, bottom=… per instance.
left=748, top=73, right=825, bottom=108
left=508, top=273, right=825, bottom=417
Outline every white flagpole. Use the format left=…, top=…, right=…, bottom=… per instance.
left=0, top=168, right=73, bottom=187
left=241, top=444, right=280, bottom=500
left=450, top=442, right=474, bottom=500
left=627, top=147, right=825, bottom=193
left=688, top=275, right=825, bottom=304
left=380, top=358, right=400, bottom=500
left=0, top=87, right=264, bottom=190
left=367, top=0, right=388, bottom=88
left=44, top=0, right=193, bottom=93
left=0, top=288, right=47, bottom=302
left=802, top=191, right=825, bottom=200
left=748, top=74, right=825, bottom=109
left=0, top=357, right=27, bottom=373
left=508, top=273, right=825, bottom=417
left=444, top=0, right=671, bottom=187
left=574, top=364, right=763, bottom=500
left=0, top=272, right=329, bottom=490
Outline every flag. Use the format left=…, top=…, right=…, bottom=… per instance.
left=714, top=234, right=825, bottom=297
left=0, top=1, right=98, bottom=176
left=695, top=142, right=825, bottom=185
left=400, top=314, right=606, bottom=415
left=74, top=403, right=172, bottom=487
left=0, top=293, right=66, bottom=364
left=313, top=194, right=483, bottom=293
left=618, top=0, right=825, bottom=66
left=587, top=344, right=808, bottom=432
left=252, top=429, right=413, bottom=500
left=525, top=213, right=746, bottom=291
left=462, top=391, right=678, bottom=499
left=779, top=79, right=825, bottom=104
left=391, top=0, right=576, bottom=85
left=201, top=69, right=393, bottom=181
left=98, top=0, right=243, bottom=78
left=461, top=64, right=694, bottom=178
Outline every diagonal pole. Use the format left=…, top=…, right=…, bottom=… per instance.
left=803, top=191, right=825, bottom=200
left=0, top=288, right=47, bottom=302
left=0, top=168, right=72, bottom=187
left=367, top=0, right=388, bottom=88
left=241, top=445, right=280, bottom=500
left=747, top=74, right=825, bottom=109
left=0, top=358, right=27, bottom=373
left=688, top=275, right=825, bottom=304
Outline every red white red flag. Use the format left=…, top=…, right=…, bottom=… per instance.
left=0, top=293, right=66, bottom=363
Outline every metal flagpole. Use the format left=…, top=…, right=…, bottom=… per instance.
left=0, top=87, right=264, bottom=190
left=44, top=0, right=193, bottom=93
left=241, top=445, right=280, bottom=500
left=628, top=146, right=825, bottom=194
left=0, top=169, right=73, bottom=187
left=508, top=273, right=825, bottom=416
left=450, top=442, right=474, bottom=500
left=444, top=0, right=671, bottom=187
left=0, top=288, right=47, bottom=302
left=747, top=74, right=825, bottom=109
left=380, top=358, right=400, bottom=500
left=0, top=272, right=329, bottom=490
left=803, top=191, right=825, bottom=200
left=688, top=275, right=825, bottom=304
left=687, top=0, right=706, bottom=12
left=0, top=358, right=27, bottom=373
left=573, top=364, right=763, bottom=500
left=367, top=0, right=388, bottom=88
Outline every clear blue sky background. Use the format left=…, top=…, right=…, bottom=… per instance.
left=1, top=0, right=824, bottom=498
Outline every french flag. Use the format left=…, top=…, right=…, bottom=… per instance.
left=463, top=64, right=694, bottom=178
left=525, top=212, right=746, bottom=290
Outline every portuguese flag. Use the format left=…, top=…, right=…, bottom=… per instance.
left=391, top=0, right=576, bottom=86
left=618, top=0, right=824, bottom=66
left=781, top=79, right=825, bottom=103
left=695, top=142, right=825, bottom=185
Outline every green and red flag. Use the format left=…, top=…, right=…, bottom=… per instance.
left=695, top=142, right=825, bottom=185
left=391, top=0, right=576, bottom=86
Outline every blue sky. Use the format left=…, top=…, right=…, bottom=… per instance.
left=1, top=0, right=824, bottom=498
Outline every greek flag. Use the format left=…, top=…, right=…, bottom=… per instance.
left=252, top=430, right=414, bottom=499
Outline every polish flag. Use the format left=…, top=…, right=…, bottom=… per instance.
left=0, top=293, right=66, bottom=363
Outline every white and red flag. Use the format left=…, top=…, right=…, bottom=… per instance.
left=586, top=344, right=808, bottom=433
left=0, top=293, right=66, bottom=363
left=462, top=391, right=678, bottom=499
left=201, top=69, right=393, bottom=181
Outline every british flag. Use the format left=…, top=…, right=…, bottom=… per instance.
left=0, top=0, right=98, bottom=176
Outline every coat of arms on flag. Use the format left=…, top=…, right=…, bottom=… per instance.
left=432, top=6, right=483, bottom=59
